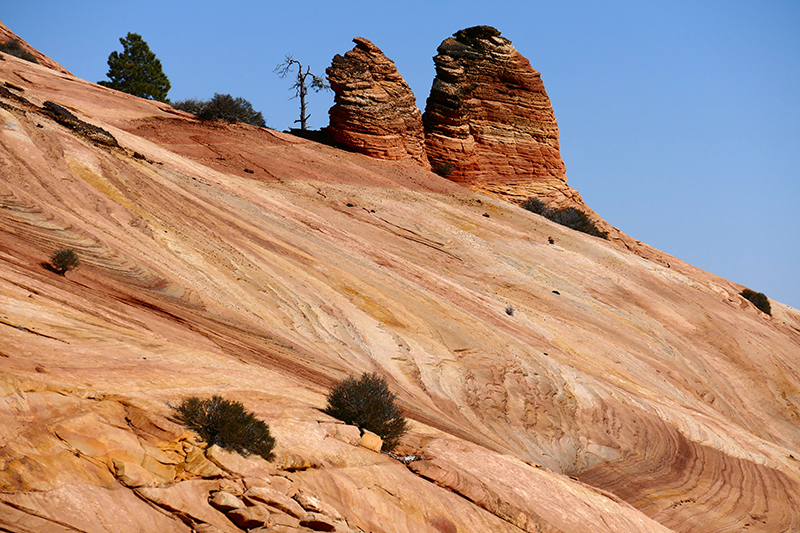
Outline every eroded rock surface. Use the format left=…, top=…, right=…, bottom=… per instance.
left=2, top=21, right=800, bottom=533
left=326, top=37, right=428, bottom=167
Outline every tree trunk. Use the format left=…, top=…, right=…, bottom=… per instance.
left=298, top=69, right=308, bottom=130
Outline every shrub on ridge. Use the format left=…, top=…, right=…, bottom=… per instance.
left=173, top=93, right=265, bottom=127
left=741, top=288, right=771, bottom=316
left=0, top=39, right=38, bottom=64
left=173, top=395, right=275, bottom=461
left=521, top=197, right=608, bottom=239
left=324, top=372, right=409, bottom=452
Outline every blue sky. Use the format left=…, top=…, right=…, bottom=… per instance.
left=4, top=1, right=799, bottom=310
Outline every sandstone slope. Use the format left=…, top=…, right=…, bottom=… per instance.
left=1, top=28, right=800, bottom=533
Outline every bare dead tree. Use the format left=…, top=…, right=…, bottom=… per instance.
left=274, top=54, right=329, bottom=130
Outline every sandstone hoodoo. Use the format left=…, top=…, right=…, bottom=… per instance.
left=423, top=25, right=566, bottom=187
left=326, top=37, right=428, bottom=167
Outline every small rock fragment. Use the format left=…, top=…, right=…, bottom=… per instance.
left=244, top=486, right=306, bottom=518
left=208, top=490, right=244, bottom=512
left=359, top=430, right=382, bottom=452
left=293, top=488, right=342, bottom=519
left=300, top=512, right=337, bottom=532
left=226, top=505, right=271, bottom=529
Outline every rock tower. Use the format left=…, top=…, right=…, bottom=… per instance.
left=423, top=26, right=566, bottom=187
left=326, top=37, right=428, bottom=167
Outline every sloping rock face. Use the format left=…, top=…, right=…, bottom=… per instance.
left=423, top=25, right=565, bottom=186
left=0, top=20, right=71, bottom=74
left=326, top=37, right=428, bottom=167
left=3, top=24, right=800, bottom=533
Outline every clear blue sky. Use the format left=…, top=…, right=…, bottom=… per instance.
left=4, top=1, right=799, bottom=310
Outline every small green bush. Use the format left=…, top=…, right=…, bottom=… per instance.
left=173, top=395, right=275, bottom=461
left=324, top=372, right=409, bottom=452
left=0, top=39, right=38, bottom=64
left=49, top=248, right=79, bottom=275
left=741, top=288, right=771, bottom=316
left=521, top=197, right=608, bottom=239
left=174, top=93, right=265, bottom=127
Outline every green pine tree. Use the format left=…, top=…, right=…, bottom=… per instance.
left=98, top=32, right=170, bottom=102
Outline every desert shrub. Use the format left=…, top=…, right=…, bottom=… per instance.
left=172, top=98, right=206, bottom=116
left=324, top=372, right=409, bottom=451
left=173, top=395, right=275, bottom=461
left=521, top=197, right=608, bottom=239
left=49, top=248, right=79, bottom=275
left=0, top=39, right=38, bottom=64
left=549, top=207, right=606, bottom=237
left=520, top=197, right=548, bottom=216
left=174, top=93, right=265, bottom=127
left=741, top=288, right=771, bottom=316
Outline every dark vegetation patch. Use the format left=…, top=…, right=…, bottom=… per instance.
left=324, top=372, right=409, bottom=452
left=173, top=93, right=265, bottom=127
left=173, top=395, right=275, bottom=461
left=741, top=288, right=771, bottom=315
left=0, top=39, right=38, bottom=64
left=521, top=197, right=608, bottom=239
left=45, top=248, right=79, bottom=276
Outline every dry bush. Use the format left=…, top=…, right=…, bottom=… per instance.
left=173, top=395, right=275, bottom=461
left=49, top=248, right=79, bottom=275
left=174, top=94, right=265, bottom=127
left=521, top=197, right=608, bottom=239
left=0, top=39, right=37, bottom=64
left=741, top=288, right=772, bottom=316
left=324, top=372, right=409, bottom=451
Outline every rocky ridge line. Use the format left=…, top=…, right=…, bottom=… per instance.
left=2, top=21, right=800, bottom=533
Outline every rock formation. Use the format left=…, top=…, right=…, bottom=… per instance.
left=326, top=37, right=428, bottom=167
left=3, top=22, right=800, bottom=533
left=423, top=26, right=566, bottom=186
left=420, top=26, right=631, bottom=250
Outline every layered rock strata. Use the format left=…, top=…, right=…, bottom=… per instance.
left=423, top=25, right=566, bottom=186
left=420, top=26, right=633, bottom=250
left=326, top=37, right=428, bottom=167
left=4, top=22, right=800, bottom=533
